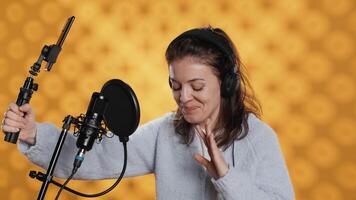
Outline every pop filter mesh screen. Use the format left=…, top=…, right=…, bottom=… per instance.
left=101, top=79, right=140, bottom=138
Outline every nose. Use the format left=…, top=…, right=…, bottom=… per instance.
left=179, top=86, right=193, bottom=103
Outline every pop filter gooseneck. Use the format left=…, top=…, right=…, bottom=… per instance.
left=101, top=79, right=140, bottom=142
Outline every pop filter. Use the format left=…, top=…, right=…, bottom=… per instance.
left=100, top=79, right=140, bottom=142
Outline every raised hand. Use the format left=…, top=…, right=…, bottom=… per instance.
left=193, top=122, right=229, bottom=179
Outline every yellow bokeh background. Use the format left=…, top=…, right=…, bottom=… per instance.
left=0, top=0, right=355, bottom=199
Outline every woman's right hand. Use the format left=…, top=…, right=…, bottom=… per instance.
left=1, top=103, right=37, bottom=145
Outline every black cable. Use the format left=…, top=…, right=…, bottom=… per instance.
left=232, top=142, right=235, bottom=167
left=52, top=141, right=127, bottom=198
left=54, top=168, right=76, bottom=200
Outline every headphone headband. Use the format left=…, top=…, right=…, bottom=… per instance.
left=172, top=28, right=236, bottom=73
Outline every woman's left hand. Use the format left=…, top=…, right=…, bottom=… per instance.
left=193, top=122, right=229, bottom=180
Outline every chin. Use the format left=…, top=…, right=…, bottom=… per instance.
left=183, top=114, right=204, bottom=125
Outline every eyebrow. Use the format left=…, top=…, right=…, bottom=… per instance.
left=169, top=78, right=206, bottom=83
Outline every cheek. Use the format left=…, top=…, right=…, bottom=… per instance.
left=200, top=86, right=220, bottom=101
left=198, top=90, right=221, bottom=108
left=191, top=93, right=213, bottom=109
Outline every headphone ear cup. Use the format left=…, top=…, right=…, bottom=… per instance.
left=221, top=73, right=239, bottom=98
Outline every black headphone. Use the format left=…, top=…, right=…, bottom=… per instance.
left=168, top=28, right=239, bottom=98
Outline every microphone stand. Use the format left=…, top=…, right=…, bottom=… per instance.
left=35, top=115, right=75, bottom=200
left=4, top=45, right=55, bottom=143
left=3, top=16, right=75, bottom=144
left=27, top=79, right=140, bottom=199
left=29, top=113, right=128, bottom=199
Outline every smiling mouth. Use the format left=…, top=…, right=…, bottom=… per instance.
left=182, top=106, right=199, bottom=114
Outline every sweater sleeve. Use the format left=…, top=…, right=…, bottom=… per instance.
left=18, top=116, right=163, bottom=180
left=211, top=125, right=295, bottom=200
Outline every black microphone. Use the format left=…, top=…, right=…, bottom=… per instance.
left=29, top=79, right=140, bottom=200
left=73, top=92, right=108, bottom=172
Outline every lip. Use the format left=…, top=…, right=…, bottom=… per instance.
left=182, top=106, right=199, bottom=114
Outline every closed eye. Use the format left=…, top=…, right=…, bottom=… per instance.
left=192, top=86, right=204, bottom=91
left=192, top=82, right=205, bottom=91
left=170, top=78, right=205, bottom=92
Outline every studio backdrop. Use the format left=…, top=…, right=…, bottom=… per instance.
left=0, top=0, right=355, bottom=199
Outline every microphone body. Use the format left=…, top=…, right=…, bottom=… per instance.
left=74, top=92, right=107, bottom=170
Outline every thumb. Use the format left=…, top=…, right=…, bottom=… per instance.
left=193, top=153, right=210, bottom=168
left=193, top=153, right=219, bottom=179
left=19, top=104, right=33, bottom=114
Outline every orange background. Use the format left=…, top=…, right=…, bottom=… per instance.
left=0, top=0, right=355, bottom=199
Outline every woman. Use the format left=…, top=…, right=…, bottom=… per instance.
left=2, top=27, right=294, bottom=199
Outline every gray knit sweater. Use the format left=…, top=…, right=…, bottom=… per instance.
left=19, top=113, right=294, bottom=199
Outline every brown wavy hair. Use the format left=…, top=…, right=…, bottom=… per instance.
left=165, top=27, right=262, bottom=150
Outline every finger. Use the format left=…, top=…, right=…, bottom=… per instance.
left=5, top=110, right=26, bottom=123
left=201, top=120, right=212, bottom=146
left=196, top=125, right=207, bottom=136
left=8, top=102, right=23, bottom=116
left=193, top=153, right=219, bottom=179
left=195, top=126, right=209, bottom=147
left=2, top=124, right=20, bottom=133
left=204, top=119, right=212, bottom=137
left=19, top=104, right=34, bottom=116
left=207, top=134, right=228, bottom=172
left=194, top=125, right=204, bottom=138
left=200, top=126, right=207, bottom=136
left=3, top=118, right=26, bottom=129
left=206, top=134, right=221, bottom=160
left=193, top=153, right=210, bottom=168
left=198, top=130, right=210, bottom=147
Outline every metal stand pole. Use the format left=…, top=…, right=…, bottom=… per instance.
left=36, top=115, right=73, bottom=200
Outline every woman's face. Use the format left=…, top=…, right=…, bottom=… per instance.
left=169, top=56, right=221, bottom=127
